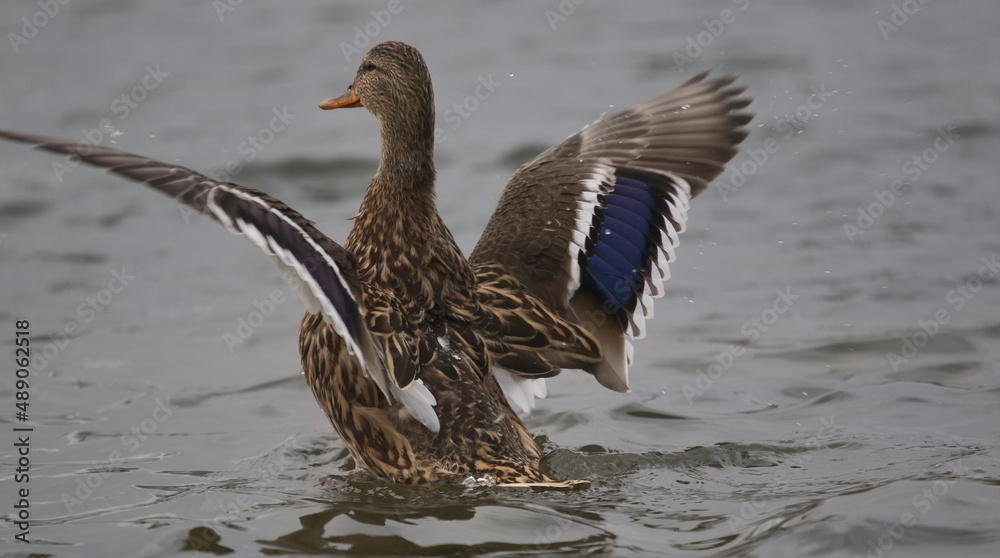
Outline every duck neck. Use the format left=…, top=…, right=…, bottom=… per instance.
left=373, top=104, right=436, bottom=191
left=348, top=107, right=474, bottom=303
left=365, top=103, right=438, bottom=232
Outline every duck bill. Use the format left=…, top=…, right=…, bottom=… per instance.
left=319, top=87, right=362, bottom=110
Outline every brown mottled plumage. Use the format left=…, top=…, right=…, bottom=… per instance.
left=0, top=41, right=750, bottom=485
left=305, top=42, right=603, bottom=484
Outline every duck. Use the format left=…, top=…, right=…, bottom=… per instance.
left=0, top=41, right=750, bottom=486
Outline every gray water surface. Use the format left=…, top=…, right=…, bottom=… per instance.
left=1, top=1, right=999, bottom=556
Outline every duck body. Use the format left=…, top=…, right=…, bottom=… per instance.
left=301, top=127, right=598, bottom=484
left=300, top=171, right=566, bottom=484
left=302, top=42, right=607, bottom=484
left=0, top=41, right=750, bottom=485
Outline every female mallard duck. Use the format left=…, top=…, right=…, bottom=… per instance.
left=0, top=41, right=750, bottom=486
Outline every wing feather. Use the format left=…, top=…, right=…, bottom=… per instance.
left=0, top=130, right=440, bottom=432
left=471, top=73, right=751, bottom=393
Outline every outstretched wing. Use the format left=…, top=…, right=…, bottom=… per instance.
left=471, top=73, right=751, bottom=394
left=0, top=130, right=439, bottom=432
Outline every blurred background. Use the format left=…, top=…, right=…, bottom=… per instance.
left=1, top=1, right=998, bottom=556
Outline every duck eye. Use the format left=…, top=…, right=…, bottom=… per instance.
left=363, top=61, right=376, bottom=71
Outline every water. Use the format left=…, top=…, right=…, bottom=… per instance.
left=1, top=1, right=999, bottom=556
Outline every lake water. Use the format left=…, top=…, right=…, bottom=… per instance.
left=1, top=1, right=999, bottom=556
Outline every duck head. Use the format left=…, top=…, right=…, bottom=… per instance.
left=320, top=41, right=436, bottom=183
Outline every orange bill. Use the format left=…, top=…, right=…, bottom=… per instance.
left=319, top=86, right=362, bottom=110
